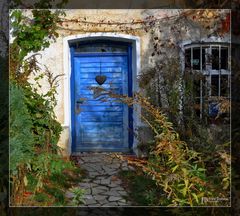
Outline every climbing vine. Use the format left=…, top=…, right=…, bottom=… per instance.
left=10, top=9, right=65, bottom=80
left=57, top=9, right=229, bottom=34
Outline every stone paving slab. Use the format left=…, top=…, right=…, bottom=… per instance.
left=67, top=153, right=135, bottom=206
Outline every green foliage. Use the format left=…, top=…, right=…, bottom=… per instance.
left=136, top=94, right=229, bottom=206
left=24, top=157, right=83, bottom=206
left=69, top=187, right=85, bottom=206
left=23, top=83, right=62, bottom=151
left=119, top=170, right=161, bottom=205
left=139, top=57, right=230, bottom=152
left=10, top=82, right=35, bottom=175
left=26, top=174, right=38, bottom=191
left=9, top=8, right=82, bottom=206
left=138, top=94, right=229, bottom=206
left=49, top=173, right=71, bottom=189
left=92, top=87, right=229, bottom=206
left=49, top=157, right=74, bottom=175
left=49, top=164, right=83, bottom=189
left=136, top=52, right=230, bottom=206
left=34, top=192, right=50, bottom=203
left=9, top=78, right=65, bottom=203
left=10, top=9, right=65, bottom=62
left=44, top=186, right=66, bottom=205
left=10, top=9, right=65, bottom=83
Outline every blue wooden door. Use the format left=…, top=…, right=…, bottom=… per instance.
left=71, top=47, right=132, bottom=152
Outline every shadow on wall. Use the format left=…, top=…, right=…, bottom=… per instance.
left=58, top=127, right=70, bottom=157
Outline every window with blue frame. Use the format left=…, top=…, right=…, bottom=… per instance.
left=184, top=43, right=230, bottom=124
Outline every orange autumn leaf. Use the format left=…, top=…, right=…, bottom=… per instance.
left=221, top=13, right=230, bottom=33
left=23, top=191, right=33, bottom=197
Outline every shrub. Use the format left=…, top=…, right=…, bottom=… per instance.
left=92, top=87, right=229, bottom=206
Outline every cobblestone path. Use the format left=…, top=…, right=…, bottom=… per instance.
left=66, top=153, right=135, bottom=206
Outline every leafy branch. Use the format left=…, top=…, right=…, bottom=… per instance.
left=91, top=86, right=229, bottom=206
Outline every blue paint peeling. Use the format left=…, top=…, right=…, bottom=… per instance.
left=71, top=41, right=133, bottom=152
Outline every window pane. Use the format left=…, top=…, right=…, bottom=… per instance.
left=75, top=43, right=128, bottom=53
left=202, top=47, right=206, bottom=70
left=221, top=75, right=229, bottom=97
left=212, top=47, right=219, bottom=70
left=208, top=102, right=219, bottom=118
left=185, top=48, right=191, bottom=69
left=221, top=47, right=228, bottom=69
left=192, top=47, right=200, bottom=70
left=211, top=75, right=219, bottom=96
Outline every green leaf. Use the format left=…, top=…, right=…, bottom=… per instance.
left=23, top=176, right=28, bottom=186
left=164, top=181, right=168, bottom=191
left=184, top=179, right=189, bottom=188
left=35, top=113, right=42, bottom=118
left=192, top=193, right=199, bottom=203
left=181, top=187, right=187, bottom=197
left=181, top=168, right=188, bottom=177
left=172, top=164, right=179, bottom=173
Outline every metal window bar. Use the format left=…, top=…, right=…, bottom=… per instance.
left=200, top=45, right=203, bottom=119
left=227, top=46, right=230, bottom=100
left=184, top=43, right=230, bottom=121
left=191, top=47, right=193, bottom=69
left=219, top=45, right=221, bottom=97
left=209, top=45, right=212, bottom=97
left=228, top=45, right=231, bottom=101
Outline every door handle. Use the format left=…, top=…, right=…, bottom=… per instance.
left=75, top=102, right=81, bottom=114
left=76, top=98, right=86, bottom=104
left=75, top=98, right=85, bottom=114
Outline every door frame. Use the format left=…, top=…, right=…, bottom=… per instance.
left=63, top=33, right=141, bottom=155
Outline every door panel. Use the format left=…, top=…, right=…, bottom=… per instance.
left=72, top=53, right=129, bottom=151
